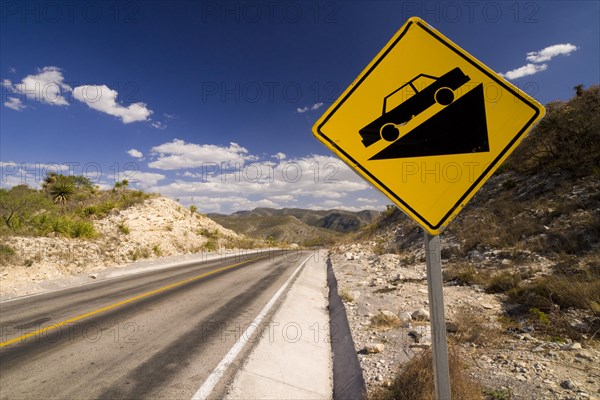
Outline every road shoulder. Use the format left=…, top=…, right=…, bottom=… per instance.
left=225, top=249, right=333, bottom=399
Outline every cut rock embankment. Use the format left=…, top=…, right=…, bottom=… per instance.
left=1, top=197, right=257, bottom=300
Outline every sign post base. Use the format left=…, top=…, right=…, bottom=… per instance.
left=424, top=231, right=451, bottom=400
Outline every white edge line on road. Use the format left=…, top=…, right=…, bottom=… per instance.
left=191, top=253, right=314, bottom=400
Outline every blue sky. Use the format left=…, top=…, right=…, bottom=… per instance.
left=1, top=1, right=598, bottom=213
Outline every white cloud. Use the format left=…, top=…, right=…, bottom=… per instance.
left=151, top=121, right=167, bottom=130
left=4, top=97, right=26, bottom=111
left=129, top=171, right=165, bottom=188
left=272, top=152, right=286, bottom=160
left=0, top=151, right=379, bottom=213
left=182, top=171, right=202, bottom=178
left=296, top=102, right=325, bottom=113
left=501, top=63, right=548, bottom=80
left=2, top=66, right=156, bottom=123
left=3, top=66, right=71, bottom=106
left=269, top=195, right=295, bottom=202
left=357, top=197, right=378, bottom=204
left=127, top=149, right=143, bottom=159
left=144, top=149, right=372, bottom=213
left=148, top=139, right=255, bottom=170
left=8, top=67, right=16, bottom=74
left=305, top=203, right=370, bottom=212
left=501, top=42, right=578, bottom=80
left=526, top=43, right=578, bottom=63
left=73, top=85, right=153, bottom=123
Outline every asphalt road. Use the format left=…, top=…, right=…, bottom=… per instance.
left=0, top=250, right=310, bottom=400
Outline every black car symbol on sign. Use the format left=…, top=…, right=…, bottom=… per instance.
left=359, top=67, right=471, bottom=147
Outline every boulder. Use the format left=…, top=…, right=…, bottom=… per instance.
left=364, top=343, right=385, bottom=354
left=411, top=308, right=430, bottom=321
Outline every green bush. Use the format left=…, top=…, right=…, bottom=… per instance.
left=32, top=214, right=97, bottom=238
left=529, top=307, right=551, bottom=325
left=0, top=243, right=16, bottom=265
left=79, top=205, right=99, bottom=218
left=198, top=228, right=219, bottom=239
left=202, top=240, right=218, bottom=252
left=70, top=220, right=97, bottom=238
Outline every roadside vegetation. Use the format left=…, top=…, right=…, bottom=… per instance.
left=357, top=85, right=600, bottom=343
left=370, top=348, right=482, bottom=400
left=0, top=173, right=153, bottom=240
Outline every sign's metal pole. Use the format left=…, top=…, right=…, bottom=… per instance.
left=424, top=231, right=451, bottom=400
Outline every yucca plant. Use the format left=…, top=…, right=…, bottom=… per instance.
left=49, top=177, right=75, bottom=208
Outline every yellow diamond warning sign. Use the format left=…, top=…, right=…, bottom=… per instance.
left=312, top=17, right=545, bottom=235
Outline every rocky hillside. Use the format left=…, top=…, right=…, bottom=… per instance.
left=209, top=207, right=381, bottom=245
left=334, top=86, right=600, bottom=399
left=1, top=196, right=257, bottom=299
left=330, top=243, right=599, bottom=400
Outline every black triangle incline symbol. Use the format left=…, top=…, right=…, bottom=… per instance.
left=369, top=84, right=489, bottom=160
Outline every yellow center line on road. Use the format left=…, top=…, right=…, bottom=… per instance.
left=0, top=256, right=264, bottom=349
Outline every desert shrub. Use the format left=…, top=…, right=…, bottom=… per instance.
left=483, top=388, right=512, bottom=400
left=443, top=263, right=489, bottom=287
left=223, top=237, right=261, bottom=249
left=119, top=190, right=151, bottom=209
left=508, top=275, right=600, bottom=313
left=529, top=307, right=551, bottom=325
left=370, top=311, right=401, bottom=330
left=302, top=236, right=332, bottom=247
left=506, top=85, right=600, bottom=176
left=486, top=271, right=522, bottom=294
left=69, top=220, right=97, bottom=238
left=79, top=205, right=99, bottom=218
left=31, top=214, right=97, bottom=238
left=449, top=307, right=502, bottom=346
left=96, top=201, right=117, bottom=217
left=130, top=246, right=151, bottom=261
left=152, top=244, right=162, bottom=257
left=118, top=223, right=130, bottom=235
left=0, top=186, right=55, bottom=231
left=373, top=238, right=385, bottom=255
left=202, top=240, right=218, bottom=252
left=340, top=289, right=354, bottom=303
left=370, top=348, right=482, bottom=400
left=0, top=243, right=16, bottom=265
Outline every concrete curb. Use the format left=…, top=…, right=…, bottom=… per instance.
left=326, top=254, right=366, bottom=400
left=224, top=250, right=333, bottom=399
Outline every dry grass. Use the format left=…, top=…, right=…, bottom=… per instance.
left=340, top=289, right=354, bottom=303
left=508, top=275, right=600, bottom=314
left=370, top=347, right=483, bottom=400
left=486, top=271, right=522, bottom=294
left=370, top=311, right=402, bottom=330
left=448, top=307, right=503, bottom=347
left=443, top=263, right=490, bottom=287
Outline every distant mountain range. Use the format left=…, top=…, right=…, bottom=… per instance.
left=209, top=208, right=381, bottom=245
